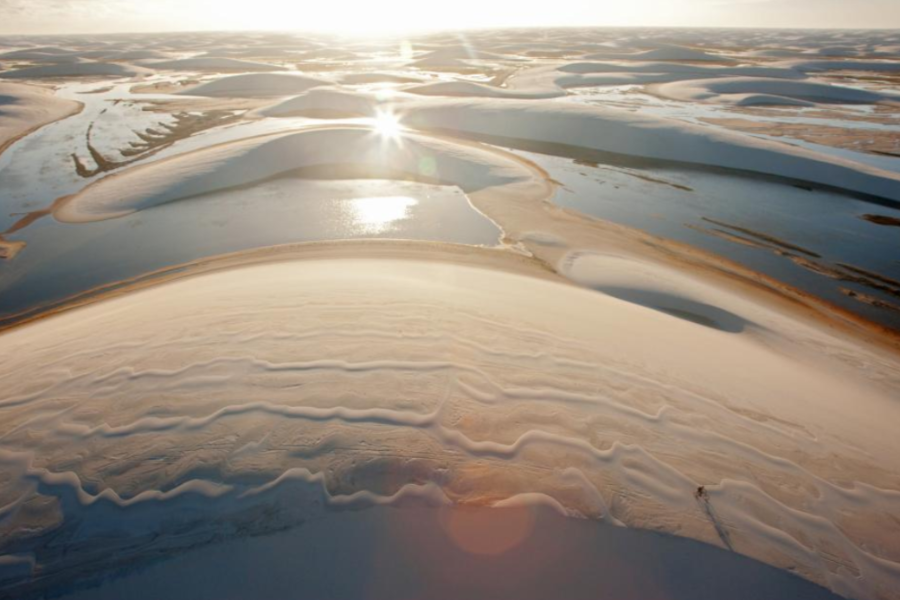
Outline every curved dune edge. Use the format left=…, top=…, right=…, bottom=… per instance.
left=53, top=125, right=550, bottom=224
left=0, top=83, right=83, bottom=259
left=176, top=73, right=331, bottom=98
left=257, top=90, right=900, bottom=204
left=0, top=82, right=83, bottom=158
left=0, top=62, right=151, bottom=79
left=0, top=251, right=898, bottom=600
left=142, top=57, right=286, bottom=72
left=649, top=76, right=900, bottom=106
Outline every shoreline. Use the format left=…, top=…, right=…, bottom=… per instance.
left=0, top=82, right=84, bottom=159
left=3, top=235, right=899, bottom=359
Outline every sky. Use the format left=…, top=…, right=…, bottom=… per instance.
left=1, top=0, right=899, bottom=35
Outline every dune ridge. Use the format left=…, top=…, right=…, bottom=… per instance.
left=0, top=256, right=898, bottom=600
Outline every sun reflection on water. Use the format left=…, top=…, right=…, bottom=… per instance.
left=350, top=195, right=417, bottom=233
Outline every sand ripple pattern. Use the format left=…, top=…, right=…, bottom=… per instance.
left=0, top=258, right=899, bottom=600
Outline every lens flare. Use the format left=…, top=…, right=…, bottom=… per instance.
left=373, top=109, right=403, bottom=139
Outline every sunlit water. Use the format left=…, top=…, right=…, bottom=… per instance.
left=0, top=79, right=501, bottom=320
left=0, top=178, right=501, bottom=321
left=1, top=77, right=899, bottom=330
left=521, top=149, right=900, bottom=329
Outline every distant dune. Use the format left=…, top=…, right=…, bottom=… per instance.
left=143, top=57, right=286, bottom=72
left=651, top=76, right=900, bottom=105
left=178, top=73, right=330, bottom=97
left=0, top=62, right=150, bottom=79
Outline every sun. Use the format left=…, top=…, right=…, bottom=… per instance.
left=373, top=109, right=403, bottom=139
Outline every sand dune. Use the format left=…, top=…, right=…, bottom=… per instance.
left=0, top=252, right=897, bottom=600
left=340, top=72, right=425, bottom=84
left=54, top=126, right=538, bottom=222
left=0, top=51, right=82, bottom=64
left=178, top=73, right=330, bottom=97
left=3, top=26, right=900, bottom=600
left=91, top=49, right=170, bottom=61
left=781, top=59, right=900, bottom=73
left=652, top=76, right=899, bottom=105
left=295, top=48, right=359, bottom=61
left=405, top=80, right=562, bottom=99
left=143, top=57, right=286, bottom=72
left=0, top=82, right=82, bottom=155
left=748, top=48, right=803, bottom=58
left=197, top=46, right=308, bottom=59
left=554, top=60, right=806, bottom=79
left=0, top=46, right=72, bottom=58
left=584, top=45, right=734, bottom=62
left=0, top=82, right=82, bottom=258
left=497, top=60, right=808, bottom=96
left=259, top=89, right=900, bottom=202
left=0, top=62, right=150, bottom=79
left=407, top=56, right=473, bottom=70
left=415, top=46, right=519, bottom=63
left=256, top=87, right=387, bottom=117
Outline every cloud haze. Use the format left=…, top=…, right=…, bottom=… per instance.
left=0, top=0, right=898, bottom=34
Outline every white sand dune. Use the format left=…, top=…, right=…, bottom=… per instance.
left=652, top=76, right=899, bottom=105
left=295, top=48, right=359, bottom=61
left=584, top=46, right=734, bottom=62
left=93, top=50, right=170, bottom=61
left=804, top=46, right=863, bottom=57
left=259, top=89, right=900, bottom=202
left=0, top=82, right=82, bottom=154
left=256, top=87, right=388, bottom=117
left=0, top=46, right=71, bottom=58
left=555, top=72, right=696, bottom=86
left=54, top=126, right=538, bottom=223
left=405, top=80, right=562, bottom=99
left=340, top=72, right=425, bottom=84
left=0, top=51, right=82, bottom=64
left=177, top=73, right=330, bottom=98
left=0, top=47, right=77, bottom=62
left=197, top=46, right=307, bottom=59
left=415, top=46, right=518, bottom=63
left=143, top=57, right=286, bottom=72
left=407, top=56, right=473, bottom=70
left=1, top=80, right=81, bottom=257
left=495, top=60, right=808, bottom=97
left=0, top=252, right=897, bottom=600
left=4, top=27, right=900, bottom=600
left=0, top=62, right=150, bottom=79
left=747, top=48, right=803, bottom=58
left=731, top=94, right=817, bottom=107
left=404, top=99, right=900, bottom=201
left=779, top=59, right=900, bottom=73
left=554, top=61, right=806, bottom=80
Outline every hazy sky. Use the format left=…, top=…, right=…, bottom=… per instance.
left=1, top=0, right=899, bottom=35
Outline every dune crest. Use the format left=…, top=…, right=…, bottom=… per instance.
left=0, top=255, right=898, bottom=600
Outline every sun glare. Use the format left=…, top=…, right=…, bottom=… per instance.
left=350, top=196, right=417, bottom=233
left=373, top=110, right=403, bottom=139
